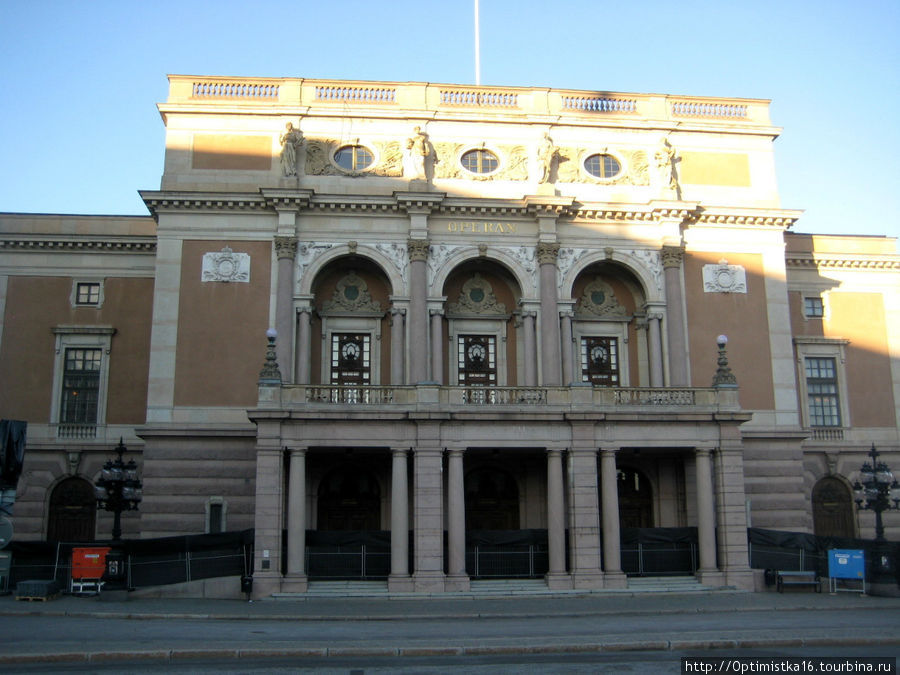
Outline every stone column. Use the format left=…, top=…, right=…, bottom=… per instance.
left=521, top=310, right=537, bottom=386
left=285, top=448, right=307, bottom=588
left=600, top=448, right=625, bottom=584
left=252, top=428, right=285, bottom=597
left=560, top=310, right=574, bottom=385
left=546, top=448, right=570, bottom=588
left=295, top=307, right=312, bottom=384
left=390, top=307, right=406, bottom=385
left=662, top=246, right=688, bottom=386
left=389, top=448, right=411, bottom=590
left=695, top=448, right=718, bottom=574
left=430, top=309, right=444, bottom=384
left=274, top=237, right=298, bottom=383
left=408, top=239, right=430, bottom=384
left=568, top=445, right=603, bottom=589
left=648, top=312, right=664, bottom=387
left=446, top=448, right=469, bottom=590
left=413, top=441, right=444, bottom=592
left=537, top=242, right=562, bottom=385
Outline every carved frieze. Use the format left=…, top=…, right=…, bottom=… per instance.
left=202, top=247, right=250, bottom=283
left=703, top=260, right=747, bottom=293
left=447, top=274, right=507, bottom=316
left=322, top=271, right=382, bottom=313
left=575, top=277, right=627, bottom=318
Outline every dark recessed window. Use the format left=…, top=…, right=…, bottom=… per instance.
left=804, top=297, right=824, bottom=318
left=583, top=154, right=621, bottom=179
left=334, top=145, right=374, bottom=171
left=76, top=282, right=101, bottom=306
left=461, top=149, right=499, bottom=174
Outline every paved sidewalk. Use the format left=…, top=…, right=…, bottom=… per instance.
left=1, top=589, right=899, bottom=665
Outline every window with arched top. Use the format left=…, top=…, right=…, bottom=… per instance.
left=812, top=477, right=855, bottom=538
left=47, top=477, right=96, bottom=542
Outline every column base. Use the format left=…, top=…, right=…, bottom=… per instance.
left=545, top=572, right=573, bottom=590
left=280, top=575, right=308, bottom=593
left=413, top=572, right=445, bottom=593
left=444, top=574, right=470, bottom=592
left=250, top=572, right=282, bottom=599
left=572, top=571, right=605, bottom=590
left=696, top=569, right=726, bottom=588
left=388, top=574, right=415, bottom=593
left=602, top=571, right=628, bottom=589
left=723, top=568, right=754, bottom=591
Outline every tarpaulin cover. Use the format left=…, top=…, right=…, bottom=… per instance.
left=0, top=420, right=27, bottom=490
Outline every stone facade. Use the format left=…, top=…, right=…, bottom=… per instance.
left=1, top=76, right=899, bottom=596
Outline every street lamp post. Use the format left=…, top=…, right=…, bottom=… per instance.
left=853, top=444, right=900, bottom=594
left=95, top=438, right=143, bottom=541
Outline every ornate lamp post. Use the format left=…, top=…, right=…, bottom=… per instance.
left=95, top=438, right=142, bottom=540
left=853, top=444, right=900, bottom=594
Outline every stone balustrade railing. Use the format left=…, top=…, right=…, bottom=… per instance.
left=280, top=385, right=732, bottom=411
left=165, top=76, right=772, bottom=126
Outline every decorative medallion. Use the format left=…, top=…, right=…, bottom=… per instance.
left=575, top=278, right=626, bottom=318
left=322, top=271, right=382, bottom=313
left=703, top=260, right=747, bottom=293
left=202, top=247, right=250, bottom=283
left=448, top=274, right=507, bottom=315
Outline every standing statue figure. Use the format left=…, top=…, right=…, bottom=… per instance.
left=405, top=126, right=437, bottom=180
left=537, top=132, right=557, bottom=183
left=655, top=138, right=679, bottom=196
left=279, top=123, right=304, bottom=177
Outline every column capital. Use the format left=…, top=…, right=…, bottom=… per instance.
left=600, top=447, right=619, bottom=458
left=695, top=446, right=716, bottom=458
left=545, top=447, right=565, bottom=458
left=274, top=236, right=299, bottom=260
left=661, top=245, right=685, bottom=268
left=391, top=447, right=410, bottom=457
left=536, top=241, right=560, bottom=265
left=287, top=446, right=307, bottom=457
left=407, top=238, right=430, bottom=262
left=445, top=447, right=465, bottom=458
left=429, top=308, right=444, bottom=317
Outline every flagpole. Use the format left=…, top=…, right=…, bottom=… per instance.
left=474, top=0, right=481, bottom=85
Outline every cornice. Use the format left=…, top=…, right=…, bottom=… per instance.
left=786, top=254, right=900, bottom=271
left=140, top=190, right=268, bottom=217
left=690, top=208, right=803, bottom=229
left=0, top=236, right=156, bottom=253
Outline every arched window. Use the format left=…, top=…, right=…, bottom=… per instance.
left=812, top=477, right=855, bottom=538
left=47, top=477, right=96, bottom=542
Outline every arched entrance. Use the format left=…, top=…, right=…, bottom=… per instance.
left=618, top=467, right=653, bottom=528
left=317, top=466, right=381, bottom=531
left=47, top=477, right=96, bottom=542
left=812, top=477, right=855, bottom=538
left=465, top=466, right=519, bottom=530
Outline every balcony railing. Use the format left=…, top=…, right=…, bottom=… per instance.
left=280, top=385, right=730, bottom=411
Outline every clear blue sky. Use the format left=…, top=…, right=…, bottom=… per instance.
left=2, top=0, right=898, bottom=239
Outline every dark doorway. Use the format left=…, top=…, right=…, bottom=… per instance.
left=812, top=477, right=855, bottom=538
left=47, top=477, right=96, bottom=542
left=465, top=466, right=519, bottom=530
left=618, top=467, right=653, bottom=528
left=317, top=466, right=381, bottom=531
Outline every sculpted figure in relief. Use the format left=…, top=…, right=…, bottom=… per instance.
left=279, top=123, right=304, bottom=176
left=655, top=138, right=679, bottom=197
left=537, top=133, right=557, bottom=183
left=405, top=126, right=438, bottom=180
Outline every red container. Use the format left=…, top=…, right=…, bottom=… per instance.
left=71, top=547, right=110, bottom=580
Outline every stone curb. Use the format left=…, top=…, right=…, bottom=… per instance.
left=2, top=636, right=900, bottom=665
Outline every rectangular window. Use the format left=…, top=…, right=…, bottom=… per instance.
left=208, top=503, right=223, bottom=534
left=75, top=282, right=101, bottom=306
left=805, top=357, right=841, bottom=426
left=804, top=296, right=824, bottom=318
left=581, top=337, right=619, bottom=386
left=457, top=335, right=497, bottom=386
left=60, top=348, right=102, bottom=424
left=330, top=333, right=370, bottom=403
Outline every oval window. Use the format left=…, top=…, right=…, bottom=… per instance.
left=334, top=145, right=374, bottom=171
left=461, top=149, right=499, bottom=174
left=583, top=153, right=621, bottom=179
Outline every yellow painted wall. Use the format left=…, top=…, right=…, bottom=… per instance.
left=679, top=152, right=751, bottom=187
left=191, top=134, right=272, bottom=171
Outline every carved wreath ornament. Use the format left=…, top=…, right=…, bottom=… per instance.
left=202, top=247, right=250, bottom=283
